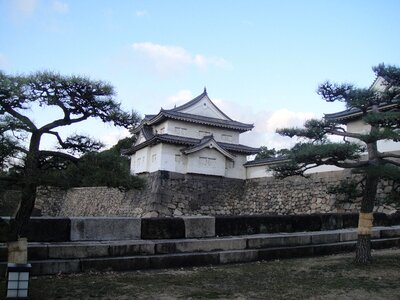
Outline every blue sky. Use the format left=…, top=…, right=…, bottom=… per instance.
left=1, top=0, right=400, bottom=150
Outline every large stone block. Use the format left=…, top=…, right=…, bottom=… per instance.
left=28, top=244, right=48, bottom=260
left=219, top=249, right=258, bottom=264
left=247, top=233, right=311, bottom=249
left=148, top=252, right=220, bottom=269
left=182, top=216, right=215, bottom=238
left=258, top=245, right=314, bottom=260
left=292, top=215, right=322, bottom=232
left=22, top=217, right=71, bottom=242
left=339, top=229, right=358, bottom=242
left=320, top=214, right=343, bottom=230
left=0, top=244, right=7, bottom=261
left=310, top=232, right=340, bottom=244
left=341, top=213, right=359, bottom=229
left=0, top=217, right=10, bottom=242
left=70, top=217, right=141, bottom=241
left=82, top=256, right=151, bottom=272
left=313, top=242, right=355, bottom=256
left=373, top=213, right=391, bottom=226
left=389, top=213, right=400, bottom=226
left=380, top=226, right=400, bottom=238
left=30, top=259, right=81, bottom=275
left=215, top=216, right=293, bottom=236
left=108, top=241, right=155, bottom=256
left=372, top=238, right=400, bottom=249
left=0, top=262, right=6, bottom=277
left=141, top=217, right=185, bottom=239
left=48, top=243, right=109, bottom=259
left=156, top=237, right=246, bottom=254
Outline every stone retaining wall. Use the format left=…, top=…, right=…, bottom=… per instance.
left=2, top=170, right=398, bottom=217
left=242, top=171, right=396, bottom=215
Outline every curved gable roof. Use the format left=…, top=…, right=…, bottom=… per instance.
left=182, top=135, right=235, bottom=160
left=170, top=88, right=232, bottom=121
left=123, top=133, right=260, bottom=156
left=133, top=89, right=254, bottom=132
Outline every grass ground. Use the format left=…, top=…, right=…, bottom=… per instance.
left=1, top=248, right=400, bottom=299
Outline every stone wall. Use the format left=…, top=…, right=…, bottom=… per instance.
left=242, top=171, right=396, bottom=215
left=2, top=170, right=398, bottom=217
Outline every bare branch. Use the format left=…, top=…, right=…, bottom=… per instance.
left=1, top=104, right=37, bottom=131
left=39, top=114, right=89, bottom=132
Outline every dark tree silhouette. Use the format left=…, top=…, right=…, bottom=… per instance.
left=272, top=64, right=400, bottom=264
left=0, top=71, right=140, bottom=241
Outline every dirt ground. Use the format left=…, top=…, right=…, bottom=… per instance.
left=1, top=248, right=400, bottom=299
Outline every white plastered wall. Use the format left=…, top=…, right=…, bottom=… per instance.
left=130, top=147, right=149, bottom=174
left=347, top=119, right=400, bottom=153
left=246, top=164, right=343, bottom=179
left=159, top=119, right=240, bottom=144
left=225, top=155, right=247, bottom=179
left=186, top=148, right=226, bottom=177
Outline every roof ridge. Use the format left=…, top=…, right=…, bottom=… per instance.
left=169, top=89, right=207, bottom=112
left=168, top=89, right=233, bottom=121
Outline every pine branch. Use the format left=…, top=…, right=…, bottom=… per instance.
left=382, top=159, right=400, bottom=167
left=379, top=152, right=400, bottom=159
left=1, top=104, right=37, bottom=131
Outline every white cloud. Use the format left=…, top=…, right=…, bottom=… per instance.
left=135, top=10, right=147, bottom=17
left=165, top=90, right=193, bottom=108
left=258, top=109, right=314, bottom=132
left=131, top=42, right=231, bottom=76
left=52, top=0, right=69, bottom=13
left=150, top=90, right=315, bottom=150
left=193, top=54, right=230, bottom=70
left=13, top=0, right=37, bottom=15
left=211, top=98, right=315, bottom=150
left=100, top=128, right=131, bottom=149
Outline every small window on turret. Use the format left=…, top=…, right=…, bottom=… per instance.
left=199, top=130, right=211, bottom=137
left=222, top=134, right=233, bottom=142
left=175, top=127, right=187, bottom=135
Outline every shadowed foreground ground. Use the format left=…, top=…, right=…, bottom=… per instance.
left=1, top=248, right=400, bottom=299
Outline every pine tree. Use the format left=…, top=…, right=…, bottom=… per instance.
left=0, top=71, right=140, bottom=241
left=273, top=64, right=400, bottom=264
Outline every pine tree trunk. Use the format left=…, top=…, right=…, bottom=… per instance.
left=354, top=167, right=378, bottom=265
left=355, top=234, right=371, bottom=264
left=354, top=135, right=379, bottom=265
left=8, top=133, right=41, bottom=242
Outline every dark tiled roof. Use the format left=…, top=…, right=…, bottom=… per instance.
left=133, top=90, right=254, bottom=133
left=123, top=134, right=260, bottom=156
left=156, top=110, right=253, bottom=131
left=324, top=103, right=399, bottom=122
left=183, top=135, right=215, bottom=152
left=170, top=89, right=233, bottom=121
left=142, top=125, right=154, bottom=139
left=219, top=141, right=260, bottom=154
left=182, top=135, right=236, bottom=160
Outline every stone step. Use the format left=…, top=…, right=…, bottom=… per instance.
left=1, top=226, right=400, bottom=262
left=1, top=237, right=399, bottom=276
left=1, top=227, right=400, bottom=276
